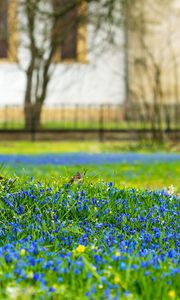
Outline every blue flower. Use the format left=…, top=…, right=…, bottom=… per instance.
left=119, top=262, right=126, bottom=270
left=145, top=270, right=150, bottom=276
left=49, top=286, right=56, bottom=292
left=33, top=273, right=45, bottom=284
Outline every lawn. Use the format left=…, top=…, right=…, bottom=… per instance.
left=0, top=151, right=180, bottom=192
left=0, top=142, right=179, bottom=299
left=0, top=140, right=179, bottom=154
left=0, top=178, right=179, bottom=299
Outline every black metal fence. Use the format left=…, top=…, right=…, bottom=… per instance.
left=0, top=104, right=126, bottom=130
left=0, top=103, right=179, bottom=130
left=0, top=103, right=179, bottom=141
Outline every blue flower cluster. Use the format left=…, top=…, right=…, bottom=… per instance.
left=0, top=152, right=179, bottom=166
left=0, top=180, right=179, bottom=299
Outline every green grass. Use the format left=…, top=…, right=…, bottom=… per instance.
left=0, top=141, right=179, bottom=299
left=0, top=120, right=179, bottom=130
left=0, top=140, right=179, bottom=192
left=1, top=161, right=179, bottom=193
left=0, top=177, right=179, bottom=299
left=0, top=140, right=179, bottom=154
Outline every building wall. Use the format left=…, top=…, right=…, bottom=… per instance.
left=128, top=0, right=180, bottom=105
left=0, top=2, right=125, bottom=107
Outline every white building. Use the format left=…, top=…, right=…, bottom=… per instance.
left=0, top=0, right=125, bottom=107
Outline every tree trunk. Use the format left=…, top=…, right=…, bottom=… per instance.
left=24, top=102, right=42, bottom=131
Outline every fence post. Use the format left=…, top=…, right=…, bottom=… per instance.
left=3, top=105, right=8, bottom=129
left=99, top=104, right=104, bottom=142
left=31, top=114, right=36, bottom=142
left=74, top=104, right=79, bottom=129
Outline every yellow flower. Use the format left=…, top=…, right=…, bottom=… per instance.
left=115, top=251, right=120, bottom=257
left=20, top=249, right=26, bottom=256
left=114, top=275, right=121, bottom=284
left=76, top=245, right=86, bottom=253
left=168, top=290, right=176, bottom=298
left=52, top=284, right=58, bottom=290
left=27, top=271, right=34, bottom=279
left=91, top=245, right=97, bottom=250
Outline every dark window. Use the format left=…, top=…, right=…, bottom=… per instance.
left=0, top=0, right=8, bottom=58
left=53, top=0, right=78, bottom=60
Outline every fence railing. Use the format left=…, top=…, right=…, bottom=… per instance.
left=0, top=103, right=179, bottom=131
left=0, top=104, right=125, bottom=130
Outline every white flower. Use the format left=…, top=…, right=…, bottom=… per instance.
left=6, top=286, right=20, bottom=299
left=167, top=185, right=175, bottom=195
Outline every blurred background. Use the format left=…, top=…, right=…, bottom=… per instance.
left=0, top=0, right=179, bottom=142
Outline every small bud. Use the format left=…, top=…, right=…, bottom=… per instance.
left=20, top=249, right=26, bottom=256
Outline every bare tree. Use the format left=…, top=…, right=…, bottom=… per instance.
left=126, top=0, right=180, bottom=140
left=19, top=0, right=86, bottom=130
left=16, top=0, right=124, bottom=130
